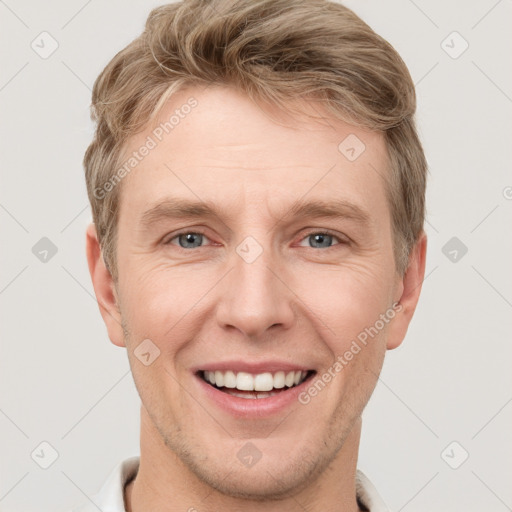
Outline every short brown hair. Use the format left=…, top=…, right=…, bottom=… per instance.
left=84, top=0, right=427, bottom=280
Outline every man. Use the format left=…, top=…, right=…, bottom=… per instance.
left=75, top=0, right=427, bottom=510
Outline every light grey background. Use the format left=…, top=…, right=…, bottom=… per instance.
left=1, top=1, right=511, bottom=511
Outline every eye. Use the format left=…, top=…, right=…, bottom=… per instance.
left=298, top=231, right=346, bottom=249
left=163, top=230, right=347, bottom=251
left=165, top=231, right=210, bottom=249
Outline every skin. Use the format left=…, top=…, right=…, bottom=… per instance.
left=87, top=85, right=427, bottom=512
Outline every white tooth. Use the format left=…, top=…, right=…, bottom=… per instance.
left=207, top=369, right=309, bottom=392
left=285, top=371, right=295, bottom=387
left=254, top=372, right=274, bottom=391
left=236, top=372, right=254, bottom=391
left=214, top=371, right=224, bottom=387
left=273, top=371, right=285, bottom=389
left=224, top=371, right=237, bottom=388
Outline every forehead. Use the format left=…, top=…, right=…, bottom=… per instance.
left=117, top=86, right=390, bottom=223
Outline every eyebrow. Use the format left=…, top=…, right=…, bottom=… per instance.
left=139, top=197, right=372, bottom=229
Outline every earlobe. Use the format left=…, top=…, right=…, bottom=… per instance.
left=85, top=223, right=126, bottom=347
left=386, top=232, right=427, bottom=350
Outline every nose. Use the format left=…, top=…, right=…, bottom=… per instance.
left=215, top=242, right=295, bottom=339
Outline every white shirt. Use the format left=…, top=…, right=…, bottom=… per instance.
left=71, top=457, right=390, bottom=512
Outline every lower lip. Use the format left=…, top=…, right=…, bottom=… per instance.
left=195, top=373, right=313, bottom=418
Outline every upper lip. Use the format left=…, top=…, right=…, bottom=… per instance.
left=193, top=360, right=314, bottom=374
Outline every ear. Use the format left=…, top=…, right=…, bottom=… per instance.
left=386, top=232, right=427, bottom=350
left=85, top=223, right=126, bottom=347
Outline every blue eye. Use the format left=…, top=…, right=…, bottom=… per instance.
left=165, top=230, right=345, bottom=251
left=168, top=232, right=207, bottom=249
left=299, top=232, right=342, bottom=249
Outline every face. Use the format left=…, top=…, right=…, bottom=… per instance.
left=88, top=85, right=425, bottom=500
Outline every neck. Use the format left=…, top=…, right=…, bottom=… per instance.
left=125, top=407, right=363, bottom=512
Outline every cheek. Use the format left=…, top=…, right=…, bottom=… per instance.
left=294, top=262, right=394, bottom=349
left=116, top=277, right=192, bottom=413
left=119, top=263, right=206, bottom=339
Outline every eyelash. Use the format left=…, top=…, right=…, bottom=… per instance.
left=163, top=229, right=348, bottom=250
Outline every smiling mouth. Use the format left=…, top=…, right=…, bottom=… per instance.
left=199, top=369, right=315, bottom=399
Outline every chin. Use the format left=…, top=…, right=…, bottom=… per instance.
left=187, top=454, right=321, bottom=500
left=158, top=425, right=337, bottom=501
